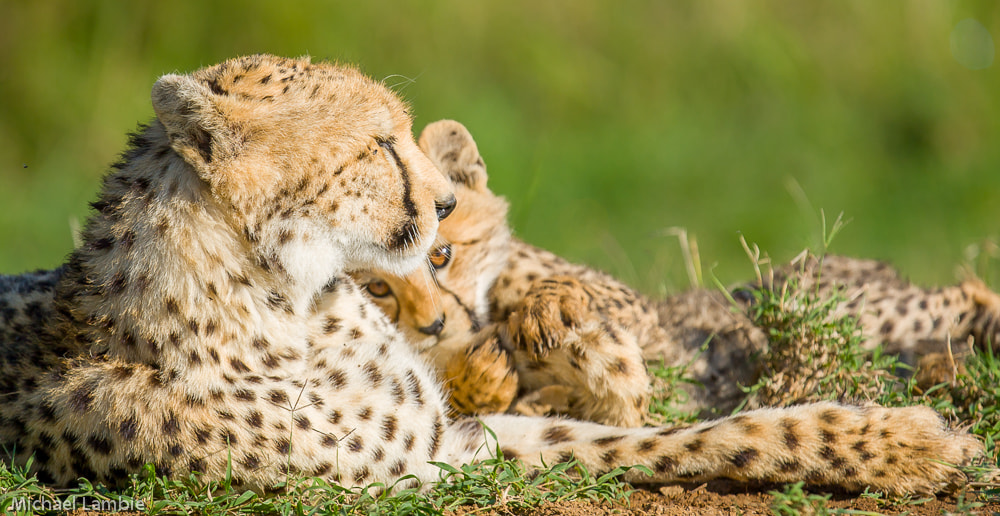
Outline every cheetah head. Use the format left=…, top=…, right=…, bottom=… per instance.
left=352, top=120, right=511, bottom=369
left=150, top=55, right=455, bottom=288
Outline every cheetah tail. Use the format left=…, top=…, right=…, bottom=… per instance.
left=457, top=402, right=981, bottom=496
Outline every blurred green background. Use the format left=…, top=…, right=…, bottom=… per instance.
left=2, top=1, right=999, bottom=294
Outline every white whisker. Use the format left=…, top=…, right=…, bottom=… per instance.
left=418, top=256, right=442, bottom=324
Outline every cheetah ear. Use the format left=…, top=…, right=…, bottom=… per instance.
left=151, top=74, right=239, bottom=175
left=418, top=120, right=489, bottom=192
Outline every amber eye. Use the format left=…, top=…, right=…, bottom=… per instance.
left=366, top=280, right=391, bottom=298
left=429, top=244, right=452, bottom=269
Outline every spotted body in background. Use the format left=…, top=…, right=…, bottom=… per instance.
left=0, top=56, right=982, bottom=497
left=754, top=253, right=1000, bottom=362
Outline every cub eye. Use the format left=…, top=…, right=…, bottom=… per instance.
left=366, top=280, right=391, bottom=298
left=429, top=244, right=452, bottom=269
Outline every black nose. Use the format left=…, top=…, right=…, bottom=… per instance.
left=418, top=316, right=446, bottom=336
left=435, top=195, right=457, bottom=221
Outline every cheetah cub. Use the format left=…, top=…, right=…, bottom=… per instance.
left=0, top=57, right=981, bottom=496
left=363, top=120, right=1000, bottom=424
left=355, top=120, right=656, bottom=427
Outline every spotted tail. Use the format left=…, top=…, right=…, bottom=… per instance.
left=447, top=402, right=981, bottom=496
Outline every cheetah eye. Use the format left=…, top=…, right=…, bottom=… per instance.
left=428, top=244, right=452, bottom=269
left=366, top=280, right=391, bottom=298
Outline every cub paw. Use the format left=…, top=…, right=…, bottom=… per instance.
left=506, top=276, right=590, bottom=356
left=444, top=327, right=518, bottom=415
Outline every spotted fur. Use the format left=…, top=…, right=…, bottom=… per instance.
left=750, top=253, right=1000, bottom=363
left=0, top=59, right=981, bottom=496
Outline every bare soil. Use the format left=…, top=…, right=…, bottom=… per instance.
left=450, top=482, right=1000, bottom=516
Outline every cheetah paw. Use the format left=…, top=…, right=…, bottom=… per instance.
left=506, top=276, right=590, bottom=356
left=444, top=327, right=518, bottom=415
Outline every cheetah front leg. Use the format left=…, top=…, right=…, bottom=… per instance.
left=453, top=402, right=981, bottom=496
left=504, top=275, right=650, bottom=427
left=442, top=324, right=519, bottom=415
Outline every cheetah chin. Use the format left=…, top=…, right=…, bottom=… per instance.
left=0, top=54, right=984, bottom=497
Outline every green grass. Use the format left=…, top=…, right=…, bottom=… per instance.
left=740, top=264, right=912, bottom=409
left=0, top=449, right=638, bottom=515
left=3, top=2, right=1000, bottom=291
left=646, top=352, right=703, bottom=425
left=769, top=481, right=832, bottom=516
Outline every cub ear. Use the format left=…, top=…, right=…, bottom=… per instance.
left=151, top=74, right=236, bottom=175
left=418, top=120, right=489, bottom=192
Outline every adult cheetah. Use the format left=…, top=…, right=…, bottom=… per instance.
left=0, top=55, right=982, bottom=496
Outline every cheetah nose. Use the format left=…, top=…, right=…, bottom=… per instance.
left=435, top=195, right=457, bottom=221
left=418, top=316, right=446, bottom=336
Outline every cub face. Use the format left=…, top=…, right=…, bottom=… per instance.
left=352, top=120, right=510, bottom=369
left=151, top=55, right=455, bottom=287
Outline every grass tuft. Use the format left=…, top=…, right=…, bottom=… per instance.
left=0, top=442, right=637, bottom=515
left=769, top=481, right=831, bottom=516
left=646, top=351, right=703, bottom=425
left=741, top=272, right=910, bottom=409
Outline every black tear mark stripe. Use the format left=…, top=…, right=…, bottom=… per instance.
left=377, top=137, right=419, bottom=248
left=438, top=282, right=481, bottom=332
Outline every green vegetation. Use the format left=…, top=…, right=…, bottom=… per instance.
left=647, top=353, right=702, bottom=425
left=0, top=450, right=638, bottom=515
left=741, top=264, right=912, bottom=409
left=2, top=2, right=1000, bottom=291
left=769, top=481, right=831, bottom=516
